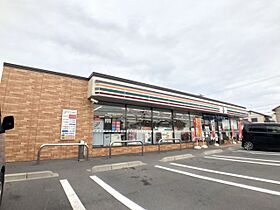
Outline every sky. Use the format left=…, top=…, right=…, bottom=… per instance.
left=0, top=0, right=279, bottom=114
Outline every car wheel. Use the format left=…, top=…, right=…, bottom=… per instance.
left=244, top=141, right=254, bottom=151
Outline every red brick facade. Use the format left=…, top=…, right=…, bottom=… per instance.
left=0, top=65, right=93, bottom=162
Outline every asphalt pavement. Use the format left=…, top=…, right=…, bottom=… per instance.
left=3, top=144, right=280, bottom=210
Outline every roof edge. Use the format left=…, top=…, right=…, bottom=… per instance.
left=272, top=105, right=280, bottom=112
left=248, top=110, right=271, bottom=118
left=3, top=62, right=88, bottom=81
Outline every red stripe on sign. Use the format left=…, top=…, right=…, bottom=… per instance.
left=69, top=115, right=76, bottom=119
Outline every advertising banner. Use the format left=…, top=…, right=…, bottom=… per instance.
left=193, top=118, right=203, bottom=138
left=238, top=121, right=243, bottom=140
left=210, top=120, right=216, bottom=140
left=231, top=119, right=235, bottom=139
left=196, top=118, right=203, bottom=137
left=60, top=109, right=77, bottom=140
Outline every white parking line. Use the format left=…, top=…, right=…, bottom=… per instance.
left=204, top=156, right=280, bottom=166
left=233, top=150, right=280, bottom=156
left=155, top=165, right=280, bottom=196
left=60, top=179, right=86, bottom=210
left=170, top=163, right=280, bottom=185
left=212, top=155, right=280, bottom=163
left=90, top=175, right=146, bottom=210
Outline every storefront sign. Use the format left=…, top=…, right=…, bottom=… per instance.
left=60, top=109, right=77, bottom=140
left=92, top=81, right=248, bottom=117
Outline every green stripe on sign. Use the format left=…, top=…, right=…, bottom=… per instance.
left=96, top=87, right=219, bottom=111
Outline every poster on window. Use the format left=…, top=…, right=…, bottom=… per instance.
left=111, top=134, right=122, bottom=146
left=104, top=118, right=112, bottom=131
left=60, top=109, right=77, bottom=140
left=93, top=117, right=103, bottom=131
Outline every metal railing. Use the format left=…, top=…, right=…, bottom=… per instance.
left=37, top=142, right=89, bottom=164
left=109, top=140, right=144, bottom=158
left=158, top=138, right=182, bottom=153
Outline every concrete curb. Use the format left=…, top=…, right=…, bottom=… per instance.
left=203, top=149, right=223, bottom=156
left=160, top=154, right=194, bottom=162
left=5, top=171, right=59, bottom=182
left=92, top=161, right=146, bottom=173
left=160, top=147, right=229, bottom=162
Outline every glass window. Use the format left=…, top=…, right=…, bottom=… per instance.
left=173, top=112, right=191, bottom=142
left=266, top=125, right=280, bottom=133
left=202, top=117, right=213, bottom=142
left=249, top=126, right=266, bottom=132
left=153, top=109, right=173, bottom=143
left=93, top=104, right=126, bottom=147
left=222, top=118, right=230, bottom=131
left=213, top=117, right=230, bottom=141
left=127, top=106, right=152, bottom=144
left=202, top=114, right=216, bottom=138
left=251, top=118, right=258, bottom=122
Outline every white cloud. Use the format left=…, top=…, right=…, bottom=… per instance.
left=0, top=0, right=280, bottom=113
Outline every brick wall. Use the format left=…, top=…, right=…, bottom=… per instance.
left=0, top=65, right=93, bottom=162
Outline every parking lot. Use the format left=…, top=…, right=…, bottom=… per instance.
left=3, top=146, right=280, bottom=210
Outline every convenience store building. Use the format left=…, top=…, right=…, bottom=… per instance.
left=0, top=63, right=247, bottom=162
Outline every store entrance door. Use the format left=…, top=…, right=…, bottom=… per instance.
left=202, top=114, right=219, bottom=145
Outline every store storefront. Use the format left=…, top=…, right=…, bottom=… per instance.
left=0, top=63, right=247, bottom=162
left=89, top=72, right=247, bottom=148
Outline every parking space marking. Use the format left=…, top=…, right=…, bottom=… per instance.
left=155, top=165, right=280, bottom=196
left=233, top=150, right=280, bottom=156
left=60, top=179, right=86, bottom=210
left=212, top=155, right=280, bottom=163
left=90, top=175, right=146, bottom=210
left=204, top=156, right=280, bottom=166
left=170, top=163, right=280, bottom=185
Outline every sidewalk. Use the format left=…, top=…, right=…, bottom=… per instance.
left=6, top=143, right=241, bottom=176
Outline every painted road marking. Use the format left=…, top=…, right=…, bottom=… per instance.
left=170, top=163, right=280, bottom=185
left=60, top=179, right=86, bottom=210
left=90, top=175, right=146, bottom=210
left=233, top=150, right=280, bottom=156
left=212, top=155, right=280, bottom=163
left=155, top=165, right=280, bottom=196
left=204, top=156, right=280, bottom=166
